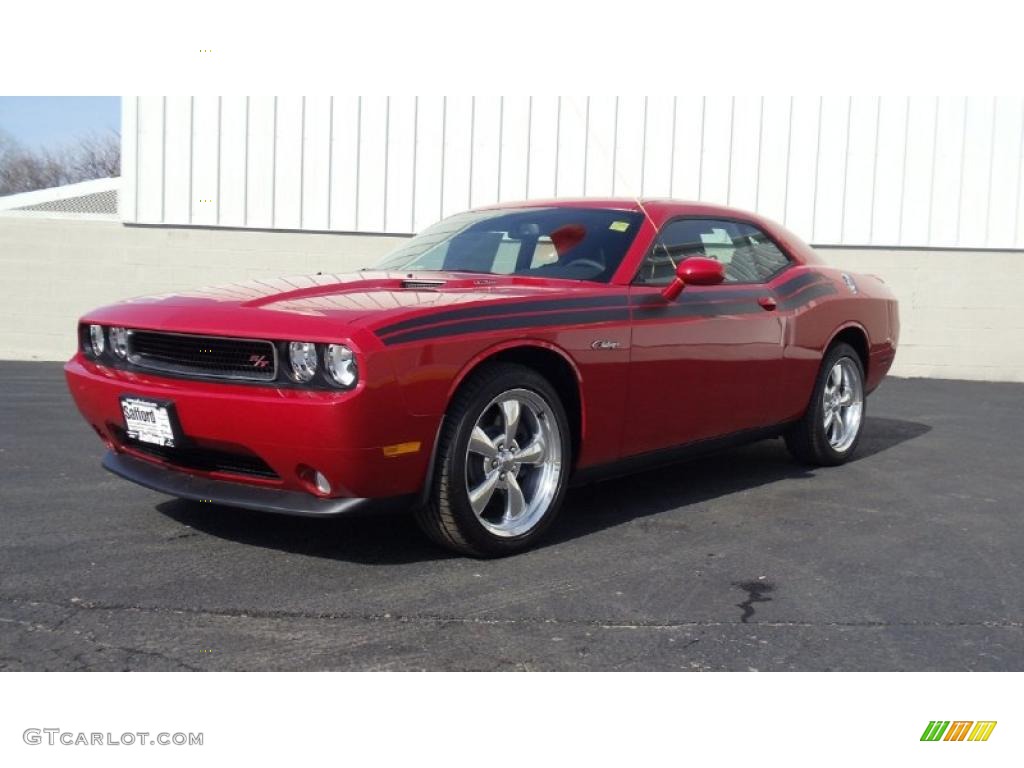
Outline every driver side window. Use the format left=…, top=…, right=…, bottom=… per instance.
left=636, top=218, right=791, bottom=285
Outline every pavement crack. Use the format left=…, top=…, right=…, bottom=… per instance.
left=2, top=595, right=1023, bottom=632
left=0, top=601, right=201, bottom=671
left=104, top=644, right=202, bottom=672
left=733, top=580, right=775, bottom=623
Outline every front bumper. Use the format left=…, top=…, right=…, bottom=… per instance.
left=103, top=451, right=405, bottom=516
left=65, top=355, right=438, bottom=501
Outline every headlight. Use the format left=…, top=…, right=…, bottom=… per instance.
left=89, top=324, right=105, bottom=357
left=288, top=341, right=318, bottom=382
left=109, top=327, right=128, bottom=359
left=326, top=344, right=358, bottom=388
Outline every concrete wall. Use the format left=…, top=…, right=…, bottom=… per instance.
left=1, top=216, right=1021, bottom=382
left=819, top=247, right=1023, bottom=381
left=0, top=217, right=402, bottom=361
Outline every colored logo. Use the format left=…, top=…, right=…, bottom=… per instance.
left=921, top=721, right=997, bottom=742
left=249, top=354, right=271, bottom=369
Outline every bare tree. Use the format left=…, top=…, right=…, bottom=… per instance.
left=0, top=130, right=120, bottom=196
left=0, top=130, right=64, bottom=194
left=65, top=131, right=121, bottom=180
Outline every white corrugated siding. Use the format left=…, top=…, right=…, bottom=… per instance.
left=120, top=96, right=1024, bottom=249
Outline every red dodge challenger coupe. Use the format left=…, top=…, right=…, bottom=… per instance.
left=65, top=199, right=899, bottom=556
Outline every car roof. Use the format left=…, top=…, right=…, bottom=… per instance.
left=474, top=197, right=769, bottom=221
left=470, top=197, right=821, bottom=266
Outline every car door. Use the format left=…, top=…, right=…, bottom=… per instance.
left=622, top=217, right=793, bottom=457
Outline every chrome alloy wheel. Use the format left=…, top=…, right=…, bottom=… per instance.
left=822, top=357, right=864, bottom=452
left=464, top=388, right=563, bottom=538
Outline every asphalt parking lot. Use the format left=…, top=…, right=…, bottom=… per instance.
left=1, top=361, right=1022, bottom=671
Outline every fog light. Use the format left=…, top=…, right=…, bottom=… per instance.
left=298, top=464, right=333, bottom=495
left=313, top=471, right=331, bottom=495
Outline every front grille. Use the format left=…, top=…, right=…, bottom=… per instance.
left=111, top=426, right=279, bottom=479
left=127, top=330, right=277, bottom=382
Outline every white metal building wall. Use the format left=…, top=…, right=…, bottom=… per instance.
left=120, top=96, right=1024, bottom=249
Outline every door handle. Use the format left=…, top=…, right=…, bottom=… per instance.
left=758, top=296, right=778, bottom=311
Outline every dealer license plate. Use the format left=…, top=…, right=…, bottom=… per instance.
left=120, top=397, right=177, bottom=447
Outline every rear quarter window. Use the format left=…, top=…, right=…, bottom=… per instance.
left=637, top=218, right=792, bottom=285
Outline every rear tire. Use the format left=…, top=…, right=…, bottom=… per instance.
left=784, top=342, right=866, bottom=466
left=414, top=362, right=572, bottom=557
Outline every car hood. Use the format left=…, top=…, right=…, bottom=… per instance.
left=81, top=271, right=602, bottom=342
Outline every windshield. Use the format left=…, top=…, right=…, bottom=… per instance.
left=374, top=207, right=644, bottom=283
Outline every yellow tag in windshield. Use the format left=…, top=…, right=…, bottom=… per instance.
left=609, top=221, right=630, bottom=232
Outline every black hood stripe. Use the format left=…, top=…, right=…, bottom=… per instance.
left=382, top=307, right=632, bottom=346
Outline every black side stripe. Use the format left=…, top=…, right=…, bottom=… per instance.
left=776, top=282, right=837, bottom=310
left=772, top=271, right=831, bottom=298
left=630, top=271, right=829, bottom=307
left=377, top=272, right=838, bottom=346
left=377, top=294, right=630, bottom=338
left=382, top=308, right=632, bottom=346
left=633, top=282, right=838, bottom=321
left=633, top=299, right=761, bottom=319
left=377, top=272, right=828, bottom=338
left=381, top=284, right=838, bottom=346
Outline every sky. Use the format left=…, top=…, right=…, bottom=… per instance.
left=0, top=97, right=120, bottom=151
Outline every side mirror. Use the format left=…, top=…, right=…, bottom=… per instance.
left=661, top=257, right=725, bottom=301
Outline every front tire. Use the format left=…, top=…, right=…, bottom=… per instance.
left=784, top=342, right=866, bottom=466
left=414, top=363, right=572, bottom=557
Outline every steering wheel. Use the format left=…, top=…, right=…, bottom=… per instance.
left=565, top=258, right=605, bottom=273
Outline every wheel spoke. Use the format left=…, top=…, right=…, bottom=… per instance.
left=823, top=409, right=834, bottom=430
left=504, top=473, right=527, bottom=522
left=829, top=364, right=842, bottom=391
left=469, top=426, right=498, bottom=459
left=839, top=389, right=853, bottom=405
left=515, top=435, right=546, bottom=465
left=833, top=408, right=846, bottom=443
left=500, top=399, right=521, bottom=447
left=469, top=471, right=500, bottom=515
